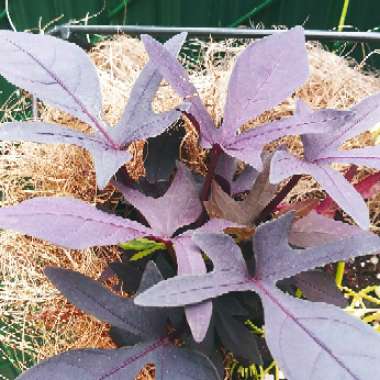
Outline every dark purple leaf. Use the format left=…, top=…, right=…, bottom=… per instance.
left=0, top=196, right=151, bottom=249
left=109, top=326, right=142, bottom=347
left=143, top=125, right=186, bottom=183
left=294, top=270, right=348, bottom=307
left=108, top=262, right=144, bottom=293
left=289, top=211, right=362, bottom=247
left=222, top=26, right=308, bottom=136
left=0, top=121, right=130, bottom=189
left=45, top=263, right=167, bottom=339
left=214, top=152, right=237, bottom=188
left=114, top=162, right=202, bottom=237
left=17, top=341, right=220, bottom=380
left=214, top=296, right=262, bottom=365
left=215, top=152, right=259, bottom=195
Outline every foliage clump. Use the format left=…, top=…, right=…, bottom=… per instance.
left=0, top=27, right=380, bottom=379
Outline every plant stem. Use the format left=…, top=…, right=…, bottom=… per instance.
left=255, top=174, right=302, bottom=224
left=335, top=261, right=346, bottom=287
left=200, top=144, right=222, bottom=201
left=334, top=165, right=356, bottom=287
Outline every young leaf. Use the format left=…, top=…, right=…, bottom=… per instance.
left=0, top=196, right=151, bottom=249
left=205, top=154, right=277, bottom=225
left=271, top=95, right=380, bottom=229
left=316, top=171, right=380, bottom=216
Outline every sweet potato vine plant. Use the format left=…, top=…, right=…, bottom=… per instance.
left=0, top=26, right=380, bottom=380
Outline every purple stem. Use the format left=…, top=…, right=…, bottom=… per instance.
left=200, top=144, right=222, bottom=202
left=255, top=174, right=302, bottom=224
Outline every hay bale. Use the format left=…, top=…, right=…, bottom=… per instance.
left=0, top=34, right=379, bottom=375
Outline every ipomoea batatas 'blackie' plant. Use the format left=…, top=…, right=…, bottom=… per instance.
left=0, top=26, right=380, bottom=379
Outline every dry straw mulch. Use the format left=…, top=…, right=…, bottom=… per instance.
left=0, top=33, right=380, bottom=379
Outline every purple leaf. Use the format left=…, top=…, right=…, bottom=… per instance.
left=256, top=283, right=380, bottom=380
left=140, top=34, right=217, bottom=147
left=0, top=30, right=114, bottom=145
left=318, top=145, right=380, bottom=169
left=134, top=233, right=251, bottom=308
left=0, top=121, right=131, bottom=189
left=17, top=342, right=220, bottom=380
left=0, top=196, right=151, bottom=249
left=222, top=27, right=308, bottom=135
left=294, top=270, right=348, bottom=307
left=302, top=93, right=380, bottom=160
left=289, top=211, right=362, bottom=247
left=45, top=265, right=166, bottom=339
left=172, top=219, right=240, bottom=342
left=136, top=213, right=380, bottom=304
left=273, top=96, right=380, bottom=228
left=231, top=165, right=259, bottom=195
left=173, top=237, right=212, bottom=343
left=114, top=162, right=202, bottom=237
left=253, top=213, right=380, bottom=283
left=111, top=33, right=187, bottom=144
left=225, top=108, right=349, bottom=171
left=270, top=149, right=370, bottom=229
left=215, top=152, right=259, bottom=195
